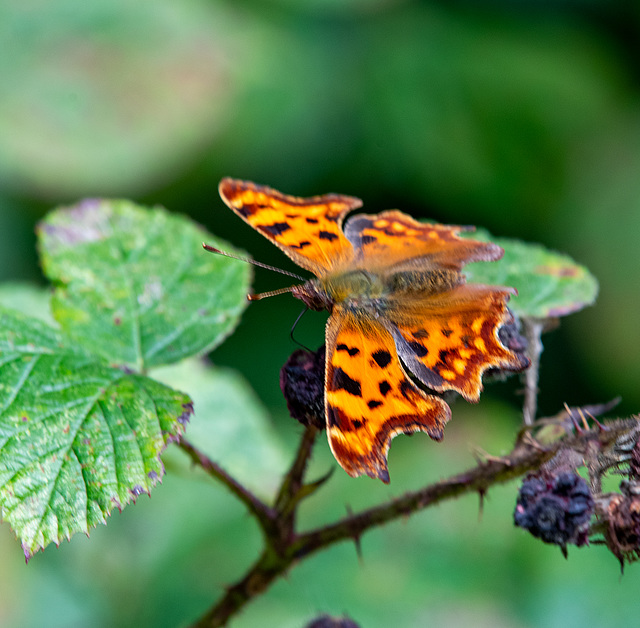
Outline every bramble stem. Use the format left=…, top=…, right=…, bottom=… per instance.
left=190, top=548, right=286, bottom=628
left=522, top=318, right=545, bottom=425
left=289, top=432, right=556, bottom=560
left=189, top=420, right=636, bottom=628
left=188, top=425, right=320, bottom=628
left=177, top=438, right=275, bottom=532
left=274, top=425, right=318, bottom=515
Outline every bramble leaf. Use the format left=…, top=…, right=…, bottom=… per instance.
left=465, top=231, right=598, bottom=319
left=38, top=200, right=250, bottom=370
left=0, top=307, right=192, bottom=560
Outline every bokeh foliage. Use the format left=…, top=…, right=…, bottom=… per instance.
left=1, top=0, right=639, bottom=627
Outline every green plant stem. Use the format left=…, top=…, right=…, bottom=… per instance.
left=522, top=318, right=545, bottom=425
left=190, top=425, right=600, bottom=628
left=274, top=425, right=318, bottom=515
left=177, top=437, right=275, bottom=531
left=191, top=418, right=640, bottom=627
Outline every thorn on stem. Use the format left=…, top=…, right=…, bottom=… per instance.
left=521, top=432, right=547, bottom=452
left=586, top=410, right=608, bottom=432
left=564, top=402, right=585, bottom=434
left=478, top=488, right=486, bottom=521
left=345, top=506, right=363, bottom=562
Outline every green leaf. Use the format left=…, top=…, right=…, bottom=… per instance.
left=38, top=200, right=250, bottom=371
left=153, top=359, right=288, bottom=495
left=464, top=231, right=598, bottom=319
left=0, top=307, right=192, bottom=559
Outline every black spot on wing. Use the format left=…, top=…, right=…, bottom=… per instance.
left=442, top=329, right=453, bottom=337
left=367, top=400, right=383, bottom=409
left=291, top=240, right=312, bottom=250
left=318, top=230, right=339, bottom=241
left=399, top=379, right=414, bottom=399
left=412, top=329, right=429, bottom=340
left=328, top=404, right=366, bottom=432
left=332, top=367, right=362, bottom=397
left=360, top=234, right=377, bottom=245
left=327, top=404, right=339, bottom=427
left=262, top=222, right=291, bottom=236
left=337, top=343, right=360, bottom=356
left=407, top=341, right=428, bottom=358
left=379, top=380, right=391, bottom=396
left=439, top=349, right=452, bottom=364
left=371, top=350, right=392, bottom=368
left=306, top=217, right=319, bottom=224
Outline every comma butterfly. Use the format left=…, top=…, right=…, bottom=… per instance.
left=218, top=178, right=528, bottom=482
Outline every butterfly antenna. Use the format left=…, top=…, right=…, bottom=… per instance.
left=203, top=243, right=306, bottom=281
left=248, top=286, right=296, bottom=301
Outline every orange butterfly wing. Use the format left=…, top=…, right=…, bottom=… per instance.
left=325, top=308, right=450, bottom=482
left=385, top=284, right=526, bottom=402
left=218, top=178, right=361, bottom=275
left=344, top=210, right=502, bottom=272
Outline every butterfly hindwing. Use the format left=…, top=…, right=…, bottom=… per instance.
left=325, top=307, right=450, bottom=482
left=387, top=284, right=526, bottom=401
left=219, top=178, right=361, bottom=275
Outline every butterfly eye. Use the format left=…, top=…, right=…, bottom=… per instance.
left=291, top=282, right=332, bottom=312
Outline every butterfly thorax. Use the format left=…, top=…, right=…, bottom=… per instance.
left=291, top=267, right=462, bottom=313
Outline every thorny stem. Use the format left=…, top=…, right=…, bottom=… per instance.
left=188, top=422, right=634, bottom=628
left=177, top=438, right=275, bottom=532
left=274, top=425, right=319, bottom=516
left=188, top=425, right=320, bottom=627
left=522, top=318, right=545, bottom=425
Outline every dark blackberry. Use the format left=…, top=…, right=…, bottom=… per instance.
left=514, top=471, right=594, bottom=555
left=280, top=347, right=326, bottom=429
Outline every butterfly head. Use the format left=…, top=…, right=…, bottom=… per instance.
left=291, top=280, right=334, bottom=312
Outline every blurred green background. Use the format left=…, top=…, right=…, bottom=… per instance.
left=1, top=0, right=640, bottom=626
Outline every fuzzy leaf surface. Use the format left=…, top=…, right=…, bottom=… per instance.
left=0, top=282, right=53, bottom=324
left=38, top=200, right=250, bottom=370
left=464, top=231, right=598, bottom=319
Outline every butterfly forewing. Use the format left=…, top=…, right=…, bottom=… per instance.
left=219, top=178, right=361, bottom=275
left=325, top=308, right=450, bottom=482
